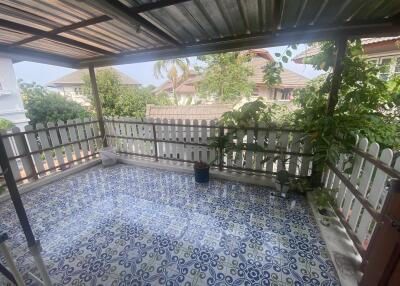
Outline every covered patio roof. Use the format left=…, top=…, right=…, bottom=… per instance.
left=0, top=0, right=400, bottom=68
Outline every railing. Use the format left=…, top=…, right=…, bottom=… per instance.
left=0, top=118, right=101, bottom=189
left=104, top=117, right=313, bottom=178
left=322, top=137, right=400, bottom=258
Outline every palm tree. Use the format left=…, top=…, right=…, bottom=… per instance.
left=154, top=58, right=190, bottom=105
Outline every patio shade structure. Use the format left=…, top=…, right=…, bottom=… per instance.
left=1, top=0, right=400, bottom=285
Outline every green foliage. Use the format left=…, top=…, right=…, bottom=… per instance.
left=197, top=52, right=254, bottom=103
left=219, top=98, right=293, bottom=127
left=153, top=58, right=190, bottom=105
left=20, top=82, right=90, bottom=126
left=310, top=188, right=337, bottom=209
left=292, top=40, right=399, bottom=169
left=264, top=45, right=297, bottom=87
left=0, top=118, right=14, bottom=130
left=84, top=69, right=172, bottom=118
left=115, top=86, right=172, bottom=118
left=83, top=68, right=123, bottom=115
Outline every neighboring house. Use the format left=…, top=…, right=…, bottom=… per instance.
left=146, top=104, right=234, bottom=121
left=154, top=49, right=310, bottom=105
left=0, top=57, right=29, bottom=129
left=294, top=37, right=400, bottom=81
left=47, top=67, right=140, bottom=107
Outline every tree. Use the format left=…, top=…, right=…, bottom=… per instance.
left=83, top=68, right=123, bottom=115
left=20, top=82, right=90, bottom=126
left=115, top=86, right=172, bottom=118
left=153, top=58, right=190, bottom=105
left=196, top=52, right=254, bottom=103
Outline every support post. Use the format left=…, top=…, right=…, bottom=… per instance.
left=326, top=37, right=347, bottom=116
left=0, top=135, right=51, bottom=285
left=88, top=65, right=107, bottom=147
left=218, top=126, right=224, bottom=171
left=311, top=37, right=347, bottom=187
left=152, top=123, right=158, bottom=161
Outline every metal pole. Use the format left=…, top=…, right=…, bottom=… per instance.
left=0, top=136, right=52, bottom=286
left=88, top=65, right=107, bottom=147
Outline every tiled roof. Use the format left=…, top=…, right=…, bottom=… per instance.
left=248, top=58, right=310, bottom=88
left=294, top=37, right=400, bottom=63
left=146, top=104, right=234, bottom=121
left=48, top=67, right=139, bottom=86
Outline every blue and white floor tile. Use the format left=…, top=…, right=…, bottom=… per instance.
left=0, top=164, right=340, bottom=285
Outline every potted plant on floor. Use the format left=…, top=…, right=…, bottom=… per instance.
left=194, top=161, right=210, bottom=183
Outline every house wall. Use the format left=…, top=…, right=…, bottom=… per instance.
left=53, top=84, right=91, bottom=107
left=0, top=57, right=29, bottom=129
left=364, top=49, right=400, bottom=81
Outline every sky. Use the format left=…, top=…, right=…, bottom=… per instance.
left=13, top=44, right=322, bottom=87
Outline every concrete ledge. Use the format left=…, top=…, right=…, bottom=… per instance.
left=117, top=156, right=275, bottom=188
left=0, top=159, right=101, bottom=203
left=307, top=193, right=362, bottom=286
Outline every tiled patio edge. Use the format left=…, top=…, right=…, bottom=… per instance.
left=117, top=156, right=276, bottom=188
left=307, top=193, right=363, bottom=286
left=0, top=158, right=101, bottom=203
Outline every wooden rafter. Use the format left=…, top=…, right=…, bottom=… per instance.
left=0, top=19, right=114, bottom=55
left=131, top=0, right=192, bottom=14
left=7, top=15, right=112, bottom=48
left=102, top=0, right=181, bottom=46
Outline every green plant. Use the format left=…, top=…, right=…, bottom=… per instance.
left=289, top=178, right=312, bottom=195
left=0, top=118, right=14, bottom=130
left=207, top=132, right=235, bottom=167
left=310, top=188, right=337, bottom=209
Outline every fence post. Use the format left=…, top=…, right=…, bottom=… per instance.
left=152, top=123, right=158, bottom=161
left=218, top=126, right=224, bottom=171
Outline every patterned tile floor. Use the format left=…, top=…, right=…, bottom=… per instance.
left=0, top=164, right=340, bottom=286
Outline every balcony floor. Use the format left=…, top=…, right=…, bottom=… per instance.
left=0, top=164, right=340, bottom=285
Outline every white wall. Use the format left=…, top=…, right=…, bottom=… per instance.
left=0, top=57, right=29, bottom=129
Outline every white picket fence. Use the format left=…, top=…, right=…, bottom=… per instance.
left=104, top=117, right=313, bottom=177
left=323, top=137, right=400, bottom=256
left=0, top=118, right=101, bottom=188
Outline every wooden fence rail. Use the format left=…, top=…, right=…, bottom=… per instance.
left=0, top=118, right=101, bottom=188
left=323, top=137, right=400, bottom=258
left=104, top=117, right=314, bottom=178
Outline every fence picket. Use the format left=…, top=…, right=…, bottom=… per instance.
left=177, top=119, right=184, bottom=160
left=75, top=118, right=89, bottom=158
left=255, top=124, right=266, bottom=171
left=209, top=120, right=216, bottom=164
left=356, top=149, right=393, bottom=243
left=67, top=119, right=83, bottom=163
left=37, top=123, right=55, bottom=171
left=300, top=136, right=312, bottom=176
left=342, top=138, right=368, bottom=218
left=235, top=129, right=245, bottom=168
left=58, top=120, right=74, bottom=164
left=83, top=118, right=95, bottom=155
left=266, top=131, right=276, bottom=173
left=1, top=131, right=20, bottom=180
left=288, top=133, right=302, bottom=175
left=200, top=120, right=208, bottom=162
left=192, top=119, right=199, bottom=162
left=10, top=127, right=35, bottom=180
left=47, top=122, right=65, bottom=168
left=91, top=117, right=102, bottom=150
left=349, top=142, right=380, bottom=230
left=245, top=126, right=254, bottom=169
left=24, top=125, right=45, bottom=175
left=277, top=131, right=289, bottom=171
left=170, top=119, right=177, bottom=159
left=184, top=119, right=191, bottom=161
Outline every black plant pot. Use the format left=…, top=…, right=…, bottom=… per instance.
left=194, top=165, right=210, bottom=183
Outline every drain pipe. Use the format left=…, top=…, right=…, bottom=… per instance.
left=0, top=135, right=52, bottom=286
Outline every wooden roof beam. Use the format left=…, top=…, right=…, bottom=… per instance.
left=0, top=44, right=80, bottom=68
left=101, top=0, right=181, bottom=46
left=0, top=19, right=114, bottom=55
left=131, top=0, right=192, bottom=14
left=8, top=15, right=112, bottom=48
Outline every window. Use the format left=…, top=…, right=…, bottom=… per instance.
left=379, top=58, right=392, bottom=81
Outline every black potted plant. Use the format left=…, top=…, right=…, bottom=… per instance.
left=194, top=161, right=210, bottom=183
